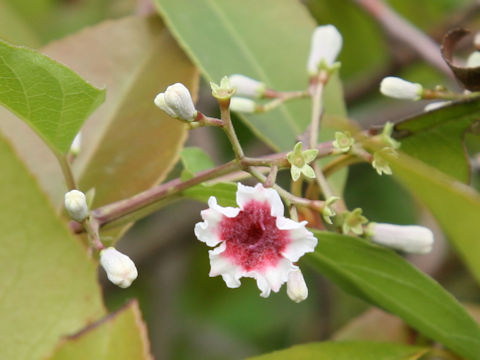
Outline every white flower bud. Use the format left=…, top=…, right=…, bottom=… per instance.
left=287, top=268, right=308, bottom=303
left=64, top=190, right=89, bottom=222
left=70, top=132, right=82, bottom=156
left=307, top=25, right=343, bottom=75
left=474, top=32, right=480, bottom=49
left=380, top=77, right=423, bottom=100
left=164, top=83, right=197, bottom=121
left=228, top=74, right=266, bottom=98
left=154, top=92, right=177, bottom=118
left=229, top=97, right=257, bottom=113
left=466, top=51, right=480, bottom=68
left=100, top=247, right=138, bottom=288
left=155, top=83, right=197, bottom=121
left=424, top=101, right=450, bottom=112
left=370, top=223, right=434, bottom=254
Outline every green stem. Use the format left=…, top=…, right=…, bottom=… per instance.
left=323, top=154, right=363, bottom=178
left=56, top=153, right=77, bottom=190
left=219, top=99, right=244, bottom=160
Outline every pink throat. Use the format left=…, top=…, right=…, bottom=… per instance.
left=219, top=200, right=289, bottom=272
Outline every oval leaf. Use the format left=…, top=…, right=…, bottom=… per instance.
left=0, top=38, right=105, bottom=154
left=306, top=231, right=480, bottom=360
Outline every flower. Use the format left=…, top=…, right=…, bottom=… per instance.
left=64, top=190, right=89, bottom=222
left=228, top=74, right=266, bottom=98
left=210, top=76, right=236, bottom=100
left=342, top=208, right=368, bottom=235
left=322, top=196, right=340, bottom=225
left=100, top=247, right=138, bottom=288
left=287, top=142, right=318, bottom=181
left=154, top=83, right=197, bottom=121
left=287, top=268, right=308, bottom=303
left=368, top=223, right=434, bottom=254
left=229, top=97, right=257, bottom=113
left=372, top=147, right=398, bottom=176
left=194, top=183, right=317, bottom=298
left=307, top=24, right=343, bottom=75
left=380, top=77, right=423, bottom=100
left=332, top=131, right=354, bottom=152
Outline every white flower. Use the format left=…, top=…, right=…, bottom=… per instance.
left=194, top=183, right=317, bottom=298
left=287, top=268, right=308, bottom=303
left=228, top=74, right=266, bottom=98
left=370, top=223, right=434, bottom=254
left=424, top=101, right=450, bottom=112
left=154, top=83, right=197, bottom=121
left=100, top=247, right=138, bottom=288
left=70, top=132, right=82, bottom=156
left=64, top=190, right=89, bottom=222
left=380, top=77, right=423, bottom=100
left=229, top=97, right=257, bottom=113
left=307, top=24, right=343, bottom=75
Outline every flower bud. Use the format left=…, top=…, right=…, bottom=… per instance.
left=370, top=223, right=434, bottom=254
left=287, top=268, right=308, bottom=303
left=100, top=247, right=138, bottom=288
left=228, top=74, right=266, bottom=98
left=155, top=83, right=197, bottom=121
left=70, top=132, right=82, bottom=156
left=380, top=77, right=423, bottom=100
left=307, top=25, right=343, bottom=75
left=230, top=97, right=257, bottom=113
left=467, top=51, right=480, bottom=68
left=64, top=190, right=89, bottom=222
left=424, top=101, right=450, bottom=112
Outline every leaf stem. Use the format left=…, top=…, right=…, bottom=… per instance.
left=56, top=153, right=77, bottom=190
left=219, top=99, right=244, bottom=160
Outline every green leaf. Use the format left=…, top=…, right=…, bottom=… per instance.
left=183, top=181, right=237, bottom=207
left=389, top=152, right=480, bottom=285
left=0, top=1, right=40, bottom=47
left=0, top=38, right=105, bottom=154
left=46, top=301, right=152, bottom=360
left=306, top=231, right=480, bottom=360
left=248, top=341, right=428, bottom=360
left=180, top=147, right=215, bottom=180
left=0, top=134, right=105, bottom=360
left=154, top=0, right=346, bottom=151
left=393, top=98, right=480, bottom=182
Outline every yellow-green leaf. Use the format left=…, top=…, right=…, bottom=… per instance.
left=0, top=134, right=105, bottom=360
left=46, top=301, right=152, bottom=360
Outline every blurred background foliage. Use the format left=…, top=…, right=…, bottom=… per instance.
left=1, top=0, right=480, bottom=359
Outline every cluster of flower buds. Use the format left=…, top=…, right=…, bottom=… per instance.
left=226, top=74, right=266, bottom=114
left=154, top=83, right=197, bottom=121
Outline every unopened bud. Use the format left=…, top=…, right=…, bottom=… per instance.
left=154, top=83, right=197, bottom=121
left=70, top=132, right=82, bottom=156
left=307, top=25, right=343, bottom=75
left=467, top=51, right=480, bottom=68
left=64, top=190, right=89, bottom=222
left=230, top=97, right=257, bottom=113
left=229, top=74, right=266, bottom=98
left=287, top=268, right=308, bottom=303
left=380, top=77, right=423, bottom=100
left=100, top=247, right=138, bottom=288
left=424, top=101, right=450, bottom=112
left=370, top=223, right=434, bottom=254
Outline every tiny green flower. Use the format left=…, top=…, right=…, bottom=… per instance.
left=381, top=122, right=401, bottom=149
left=333, top=131, right=354, bottom=152
left=287, top=142, right=318, bottom=181
left=342, top=208, right=368, bottom=235
left=322, top=196, right=340, bottom=224
left=372, top=147, right=398, bottom=176
left=210, top=76, right=236, bottom=100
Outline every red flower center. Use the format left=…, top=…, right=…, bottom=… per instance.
left=219, top=200, right=289, bottom=272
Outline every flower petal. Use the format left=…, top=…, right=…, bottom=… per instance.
left=209, top=243, right=244, bottom=288
left=248, top=258, right=297, bottom=297
left=291, top=166, right=301, bottom=181
left=301, top=164, right=315, bottom=179
left=194, top=196, right=240, bottom=247
left=236, top=183, right=284, bottom=217
left=277, top=217, right=317, bottom=262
